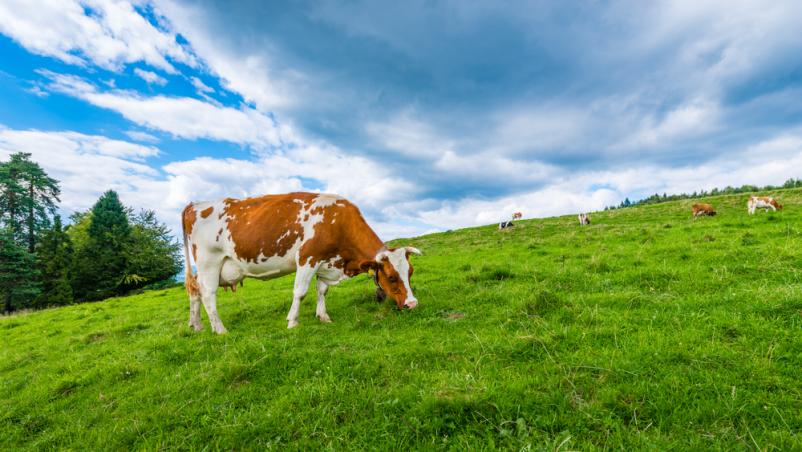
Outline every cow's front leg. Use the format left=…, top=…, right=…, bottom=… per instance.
left=287, top=264, right=317, bottom=329
left=316, top=278, right=332, bottom=323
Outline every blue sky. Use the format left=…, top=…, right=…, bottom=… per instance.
left=1, top=0, right=802, bottom=239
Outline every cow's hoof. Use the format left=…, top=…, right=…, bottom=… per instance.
left=317, top=314, right=332, bottom=323
left=287, top=320, right=299, bottom=329
left=213, top=327, right=228, bottom=335
left=189, top=322, right=204, bottom=331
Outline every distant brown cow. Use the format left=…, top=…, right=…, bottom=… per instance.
left=512, top=212, right=523, bottom=220
left=692, top=203, right=716, bottom=219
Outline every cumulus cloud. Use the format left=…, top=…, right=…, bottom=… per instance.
left=155, top=0, right=303, bottom=112
left=40, top=70, right=292, bottom=149
left=133, top=68, right=168, bottom=86
left=0, top=127, right=162, bottom=216
left=0, top=0, right=196, bottom=73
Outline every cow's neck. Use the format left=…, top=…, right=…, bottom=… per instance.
left=344, top=227, right=385, bottom=276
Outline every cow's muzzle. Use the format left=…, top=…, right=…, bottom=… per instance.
left=404, top=299, right=418, bottom=310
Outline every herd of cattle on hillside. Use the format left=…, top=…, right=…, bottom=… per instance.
left=181, top=192, right=783, bottom=333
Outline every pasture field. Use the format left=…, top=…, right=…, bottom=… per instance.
left=2, top=189, right=802, bottom=450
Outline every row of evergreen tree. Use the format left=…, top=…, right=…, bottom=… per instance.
left=1, top=153, right=181, bottom=313
left=605, top=178, right=802, bottom=211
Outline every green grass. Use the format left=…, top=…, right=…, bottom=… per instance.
left=3, top=189, right=802, bottom=450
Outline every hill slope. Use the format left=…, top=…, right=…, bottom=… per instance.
left=3, top=189, right=802, bottom=449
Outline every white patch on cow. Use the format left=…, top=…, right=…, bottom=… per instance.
left=379, top=248, right=417, bottom=307
left=287, top=262, right=317, bottom=328
left=317, top=255, right=347, bottom=284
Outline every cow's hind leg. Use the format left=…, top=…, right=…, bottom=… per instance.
left=316, top=278, right=332, bottom=323
left=198, top=262, right=227, bottom=334
left=185, top=274, right=204, bottom=331
left=287, top=264, right=317, bottom=329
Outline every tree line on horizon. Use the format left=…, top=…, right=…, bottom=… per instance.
left=0, top=153, right=181, bottom=313
left=605, top=178, right=802, bottom=211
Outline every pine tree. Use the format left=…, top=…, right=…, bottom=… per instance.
left=0, top=157, right=26, bottom=243
left=35, top=216, right=73, bottom=308
left=73, top=191, right=131, bottom=301
left=0, top=153, right=60, bottom=252
left=0, top=228, right=40, bottom=313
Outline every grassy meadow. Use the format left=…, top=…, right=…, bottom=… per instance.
left=2, top=189, right=802, bottom=450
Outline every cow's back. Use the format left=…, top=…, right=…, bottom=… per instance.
left=222, top=192, right=318, bottom=263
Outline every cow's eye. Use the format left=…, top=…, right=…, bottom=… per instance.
left=388, top=275, right=398, bottom=283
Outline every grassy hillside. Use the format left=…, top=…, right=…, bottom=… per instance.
left=2, top=189, right=802, bottom=450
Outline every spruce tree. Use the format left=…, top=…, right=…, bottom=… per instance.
left=73, top=191, right=131, bottom=300
left=35, top=216, right=73, bottom=308
left=0, top=228, right=40, bottom=312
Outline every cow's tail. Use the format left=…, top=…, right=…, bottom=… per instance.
left=181, top=204, right=200, bottom=297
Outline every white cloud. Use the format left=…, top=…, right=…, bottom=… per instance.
left=124, top=130, right=160, bottom=143
left=134, top=68, right=167, bottom=86
left=41, top=71, right=293, bottom=149
left=0, top=127, right=162, bottom=216
left=154, top=0, right=304, bottom=112
left=434, top=151, right=555, bottom=185
left=190, top=76, right=213, bottom=94
left=365, top=112, right=454, bottom=159
left=0, top=0, right=196, bottom=73
left=615, top=99, right=721, bottom=151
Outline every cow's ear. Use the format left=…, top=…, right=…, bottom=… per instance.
left=359, top=260, right=378, bottom=273
left=404, top=246, right=422, bottom=256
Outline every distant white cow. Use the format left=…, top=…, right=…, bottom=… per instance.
left=578, top=213, right=590, bottom=225
left=499, top=220, right=514, bottom=230
left=499, top=212, right=520, bottom=230
left=747, top=196, right=782, bottom=215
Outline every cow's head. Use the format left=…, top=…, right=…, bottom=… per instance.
left=362, top=247, right=421, bottom=309
left=772, top=199, right=783, bottom=210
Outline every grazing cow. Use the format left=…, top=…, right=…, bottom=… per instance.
left=182, top=192, right=421, bottom=333
left=748, top=196, right=782, bottom=215
left=512, top=212, right=523, bottom=220
left=499, top=220, right=514, bottom=229
left=691, top=203, right=716, bottom=219
left=578, top=213, right=590, bottom=225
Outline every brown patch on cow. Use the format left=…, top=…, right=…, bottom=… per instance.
left=185, top=274, right=200, bottom=297
left=215, top=228, right=224, bottom=242
left=299, top=198, right=384, bottom=272
left=223, top=193, right=312, bottom=262
left=192, top=244, right=198, bottom=261
left=692, top=203, right=716, bottom=218
left=181, top=203, right=196, bottom=237
left=200, top=206, right=214, bottom=218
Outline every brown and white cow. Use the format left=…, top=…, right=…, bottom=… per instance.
left=181, top=192, right=421, bottom=333
left=691, top=203, right=716, bottom=219
left=578, top=213, right=590, bottom=225
left=512, top=212, right=523, bottom=220
left=747, top=196, right=782, bottom=215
